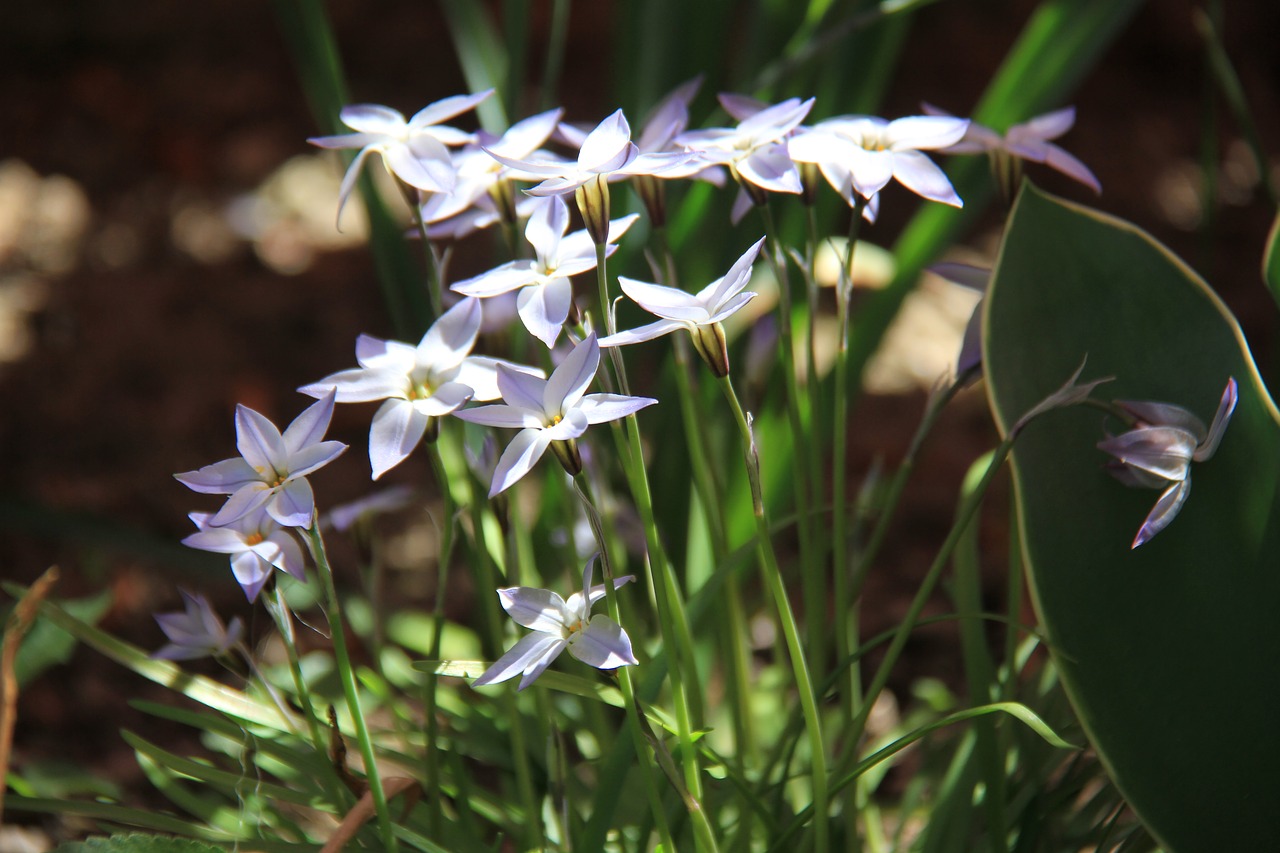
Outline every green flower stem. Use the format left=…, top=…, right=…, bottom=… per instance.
left=305, top=523, right=399, bottom=853
left=436, top=435, right=543, bottom=848
left=831, top=200, right=866, bottom=823
left=718, top=374, right=829, bottom=852
left=848, top=367, right=976, bottom=605
left=757, top=203, right=823, bottom=661
left=595, top=241, right=631, bottom=396
left=408, top=199, right=445, bottom=320
left=572, top=473, right=686, bottom=853
left=654, top=227, right=757, bottom=772
left=263, top=584, right=325, bottom=753
left=840, top=435, right=1014, bottom=769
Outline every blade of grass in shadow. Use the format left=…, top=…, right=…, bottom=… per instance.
left=5, top=590, right=298, bottom=732
left=272, top=0, right=429, bottom=338
left=439, top=0, right=509, bottom=132
left=1265, top=209, right=1280, bottom=308
left=847, top=0, right=1143, bottom=397
left=951, top=454, right=1009, bottom=852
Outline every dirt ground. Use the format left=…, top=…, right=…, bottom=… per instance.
left=2, top=0, right=1277, bottom=840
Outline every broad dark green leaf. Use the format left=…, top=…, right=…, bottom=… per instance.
left=984, top=183, right=1280, bottom=852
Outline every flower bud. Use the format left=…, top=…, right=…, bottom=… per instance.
left=691, top=321, right=731, bottom=378
left=574, top=174, right=612, bottom=246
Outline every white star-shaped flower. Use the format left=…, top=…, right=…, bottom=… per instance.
left=181, top=508, right=306, bottom=601
left=451, top=196, right=637, bottom=347
left=600, top=238, right=765, bottom=376
left=788, top=114, right=968, bottom=206
left=453, top=333, right=656, bottom=496
left=175, top=391, right=347, bottom=528
left=308, top=90, right=493, bottom=226
left=473, top=556, right=638, bottom=691
left=299, top=298, right=532, bottom=478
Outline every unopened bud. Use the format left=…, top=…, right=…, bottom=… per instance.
left=574, top=174, right=612, bottom=246
left=551, top=438, right=583, bottom=477
left=691, top=322, right=730, bottom=378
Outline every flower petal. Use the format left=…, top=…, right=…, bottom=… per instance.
left=451, top=262, right=540, bottom=297
left=231, top=551, right=272, bottom=602
left=525, top=196, right=571, bottom=264
left=299, top=367, right=406, bottom=404
left=339, top=104, right=406, bottom=135
left=1194, top=377, right=1238, bottom=462
left=1097, top=425, right=1198, bottom=481
left=419, top=297, right=482, bottom=370
left=891, top=150, right=962, bottom=206
left=569, top=615, right=638, bottom=669
left=452, top=403, right=544, bottom=429
left=235, top=405, right=288, bottom=473
left=884, top=116, right=969, bottom=151
left=598, top=319, right=684, bottom=347
left=490, top=429, right=553, bottom=496
left=545, top=334, right=600, bottom=414
left=496, top=362, right=548, bottom=413
left=497, top=586, right=572, bottom=633
left=282, top=392, right=337, bottom=457
left=369, top=398, right=429, bottom=479
left=619, top=277, right=706, bottom=321
left=473, top=632, right=565, bottom=688
left=578, top=110, right=635, bottom=172
left=575, top=393, right=658, bottom=424
left=267, top=479, right=315, bottom=528
left=1132, top=478, right=1192, bottom=548
left=516, top=280, right=571, bottom=348
left=210, top=483, right=272, bottom=527
left=408, top=90, right=493, bottom=129
left=175, top=457, right=260, bottom=495
left=385, top=141, right=455, bottom=193
left=288, top=440, right=347, bottom=479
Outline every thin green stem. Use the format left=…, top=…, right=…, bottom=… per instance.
left=840, top=436, right=1015, bottom=767
left=718, top=374, right=829, bottom=852
left=757, top=202, right=822, bottom=664
left=573, top=473, right=689, bottom=852
left=306, top=524, right=399, bottom=853
left=408, top=200, right=445, bottom=320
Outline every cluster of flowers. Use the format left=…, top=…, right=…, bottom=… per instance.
left=167, top=81, right=1104, bottom=686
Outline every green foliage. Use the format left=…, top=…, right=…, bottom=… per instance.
left=984, top=183, right=1280, bottom=851
left=53, top=836, right=223, bottom=853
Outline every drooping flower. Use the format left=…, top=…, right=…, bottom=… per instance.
left=175, top=391, right=347, bottom=528
left=152, top=590, right=245, bottom=660
left=1097, top=378, right=1238, bottom=548
left=599, top=237, right=765, bottom=376
left=308, top=91, right=493, bottom=226
left=453, top=333, right=656, bottom=495
left=298, top=298, right=531, bottom=478
left=923, top=103, right=1100, bottom=194
left=473, top=556, right=638, bottom=690
left=788, top=114, right=968, bottom=206
left=451, top=196, right=638, bottom=347
left=182, top=508, right=307, bottom=601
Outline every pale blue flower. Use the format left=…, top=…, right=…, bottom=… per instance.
left=152, top=590, right=244, bottom=660
left=473, top=557, right=637, bottom=690
left=453, top=334, right=656, bottom=495
left=309, top=91, right=493, bottom=226
left=175, top=392, right=346, bottom=528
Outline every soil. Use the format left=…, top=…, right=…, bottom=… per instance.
left=2, top=0, right=1277, bottom=843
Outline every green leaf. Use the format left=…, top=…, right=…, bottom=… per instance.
left=8, top=589, right=110, bottom=685
left=6, top=591, right=299, bottom=732
left=53, top=836, right=224, bottom=853
left=1264, top=206, right=1280, bottom=308
left=984, top=183, right=1280, bottom=851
